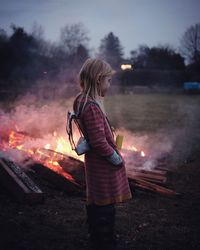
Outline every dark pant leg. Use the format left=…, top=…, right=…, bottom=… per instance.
left=86, top=204, right=116, bottom=249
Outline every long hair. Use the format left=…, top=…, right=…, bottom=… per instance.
left=75, top=58, right=114, bottom=114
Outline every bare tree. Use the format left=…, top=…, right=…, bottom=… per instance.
left=31, top=22, right=44, bottom=40
left=60, top=23, right=89, bottom=55
left=180, top=23, right=200, bottom=64
left=31, top=22, right=51, bottom=57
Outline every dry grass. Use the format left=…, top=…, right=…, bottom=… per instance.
left=105, top=93, right=200, bottom=133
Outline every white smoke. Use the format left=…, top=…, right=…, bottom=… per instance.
left=0, top=93, right=77, bottom=167
left=0, top=92, right=199, bottom=171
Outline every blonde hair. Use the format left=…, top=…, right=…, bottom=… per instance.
left=76, top=58, right=114, bottom=114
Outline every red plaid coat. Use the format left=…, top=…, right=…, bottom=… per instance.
left=74, top=96, right=132, bottom=205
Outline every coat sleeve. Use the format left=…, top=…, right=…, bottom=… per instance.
left=82, top=104, right=114, bottom=157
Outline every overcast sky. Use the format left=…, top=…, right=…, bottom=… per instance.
left=0, top=0, right=200, bottom=57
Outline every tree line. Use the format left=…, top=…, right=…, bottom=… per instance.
left=0, top=22, right=200, bottom=93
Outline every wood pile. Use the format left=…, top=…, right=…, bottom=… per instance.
left=0, top=146, right=178, bottom=201
left=127, top=169, right=178, bottom=197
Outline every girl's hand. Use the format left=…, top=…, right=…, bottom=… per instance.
left=107, top=150, right=124, bottom=169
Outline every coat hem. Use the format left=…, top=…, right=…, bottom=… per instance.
left=86, top=193, right=132, bottom=206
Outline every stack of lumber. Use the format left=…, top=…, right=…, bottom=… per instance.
left=127, top=168, right=179, bottom=197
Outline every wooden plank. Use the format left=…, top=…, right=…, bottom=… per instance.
left=31, top=163, right=84, bottom=194
left=0, top=158, right=44, bottom=203
left=127, top=171, right=167, bottom=183
left=130, top=168, right=167, bottom=176
left=1, top=158, right=43, bottom=193
left=133, top=177, right=166, bottom=184
left=39, top=148, right=84, bottom=165
left=129, top=176, right=179, bottom=197
left=0, top=159, right=31, bottom=193
left=37, top=149, right=86, bottom=186
left=154, top=166, right=170, bottom=172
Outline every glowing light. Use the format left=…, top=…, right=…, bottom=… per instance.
left=141, top=151, right=145, bottom=157
left=121, top=64, right=132, bottom=70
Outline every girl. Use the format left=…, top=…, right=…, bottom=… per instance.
left=73, top=58, right=132, bottom=249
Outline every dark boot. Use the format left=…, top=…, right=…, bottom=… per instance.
left=86, top=204, right=116, bottom=250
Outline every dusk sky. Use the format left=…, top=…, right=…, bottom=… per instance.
left=0, top=0, right=200, bottom=57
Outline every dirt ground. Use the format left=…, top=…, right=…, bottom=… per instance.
left=0, top=153, right=200, bottom=250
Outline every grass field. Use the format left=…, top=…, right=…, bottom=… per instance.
left=105, top=93, right=200, bottom=133
left=105, top=93, right=200, bottom=164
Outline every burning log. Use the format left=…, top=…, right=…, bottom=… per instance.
left=31, top=163, right=84, bottom=194
left=36, top=148, right=86, bottom=187
left=59, top=158, right=85, bottom=186
left=0, top=156, right=44, bottom=203
left=39, top=148, right=84, bottom=167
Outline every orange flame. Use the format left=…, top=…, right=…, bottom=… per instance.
left=128, top=145, right=146, bottom=157
left=9, top=130, right=25, bottom=148
left=7, top=130, right=146, bottom=181
left=7, top=130, right=77, bottom=181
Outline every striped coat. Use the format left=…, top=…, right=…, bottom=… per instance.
left=74, top=96, right=132, bottom=205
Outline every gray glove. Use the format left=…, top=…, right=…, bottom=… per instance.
left=107, top=150, right=123, bottom=166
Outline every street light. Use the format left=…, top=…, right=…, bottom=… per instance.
left=120, top=64, right=133, bottom=70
